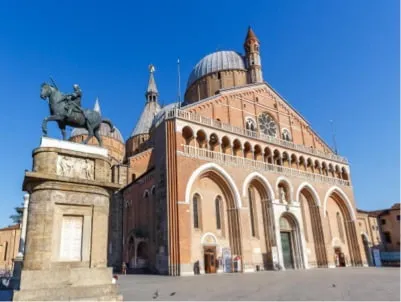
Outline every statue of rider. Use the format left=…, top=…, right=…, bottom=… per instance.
left=64, top=84, right=91, bottom=130
left=64, top=84, right=83, bottom=118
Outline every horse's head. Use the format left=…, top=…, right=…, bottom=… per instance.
left=40, top=83, right=52, bottom=100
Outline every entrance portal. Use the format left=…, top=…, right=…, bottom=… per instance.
left=280, top=232, right=294, bottom=269
left=279, top=214, right=304, bottom=269
left=204, top=246, right=217, bottom=274
left=334, top=247, right=346, bottom=267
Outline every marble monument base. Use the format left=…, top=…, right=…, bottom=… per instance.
left=13, top=137, right=122, bottom=301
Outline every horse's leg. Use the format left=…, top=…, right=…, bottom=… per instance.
left=42, top=115, right=63, bottom=137
left=94, top=127, right=103, bottom=147
left=83, top=126, right=94, bottom=145
left=59, top=122, right=67, bottom=140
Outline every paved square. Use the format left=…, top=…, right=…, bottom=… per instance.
left=117, top=268, right=400, bottom=301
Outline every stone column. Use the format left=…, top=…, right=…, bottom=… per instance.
left=12, top=193, right=30, bottom=288
left=18, top=193, right=30, bottom=257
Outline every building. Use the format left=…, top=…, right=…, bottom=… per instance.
left=375, top=203, right=400, bottom=252
left=357, top=203, right=400, bottom=266
left=0, top=224, right=21, bottom=272
left=70, top=27, right=370, bottom=275
left=356, top=209, right=382, bottom=266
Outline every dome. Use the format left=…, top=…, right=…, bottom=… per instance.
left=187, top=50, right=246, bottom=88
left=71, top=123, right=124, bottom=143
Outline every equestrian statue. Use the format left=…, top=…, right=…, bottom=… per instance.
left=40, top=80, right=115, bottom=147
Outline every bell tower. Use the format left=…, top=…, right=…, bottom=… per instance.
left=244, top=26, right=263, bottom=83
left=146, top=64, right=158, bottom=103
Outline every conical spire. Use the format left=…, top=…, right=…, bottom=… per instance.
left=146, top=64, right=158, bottom=97
left=94, top=97, right=102, bottom=115
left=245, top=26, right=258, bottom=42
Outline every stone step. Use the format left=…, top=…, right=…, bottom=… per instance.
left=13, top=283, right=120, bottom=301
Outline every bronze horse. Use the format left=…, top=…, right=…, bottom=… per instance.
left=40, top=83, right=114, bottom=147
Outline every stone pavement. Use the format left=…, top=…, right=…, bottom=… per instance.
left=117, top=267, right=400, bottom=301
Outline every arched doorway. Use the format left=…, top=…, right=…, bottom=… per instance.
left=324, top=188, right=362, bottom=267
left=298, top=185, right=328, bottom=268
left=201, top=233, right=218, bottom=274
left=279, top=214, right=303, bottom=269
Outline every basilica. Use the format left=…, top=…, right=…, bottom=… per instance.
left=70, top=27, right=368, bottom=276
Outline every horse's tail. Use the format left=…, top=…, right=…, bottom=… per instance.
left=101, top=118, right=115, bottom=132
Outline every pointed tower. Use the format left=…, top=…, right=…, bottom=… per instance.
left=244, top=26, right=263, bottom=83
left=126, top=65, right=161, bottom=158
left=94, top=97, right=101, bottom=115
left=146, top=64, right=159, bottom=103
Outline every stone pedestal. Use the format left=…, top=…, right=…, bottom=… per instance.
left=13, top=137, right=122, bottom=301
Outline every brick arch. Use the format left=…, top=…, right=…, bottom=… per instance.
left=185, top=163, right=242, bottom=208
left=296, top=182, right=321, bottom=207
left=186, top=163, right=243, bottom=259
left=323, top=186, right=356, bottom=221
left=242, top=172, right=277, bottom=270
left=242, top=172, right=275, bottom=200
left=296, top=182, right=328, bottom=267
left=324, top=187, right=362, bottom=266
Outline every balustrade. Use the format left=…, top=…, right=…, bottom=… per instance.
left=163, top=108, right=348, bottom=164
left=179, top=145, right=350, bottom=187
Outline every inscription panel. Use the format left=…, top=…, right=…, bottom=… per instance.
left=59, top=215, right=83, bottom=261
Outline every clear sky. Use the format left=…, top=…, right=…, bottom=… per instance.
left=0, top=0, right=399, bottom=227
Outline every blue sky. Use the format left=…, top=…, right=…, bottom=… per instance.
left=0, top=0, right=399, bottom=227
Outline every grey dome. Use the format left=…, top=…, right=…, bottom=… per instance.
left=187, top=50, right=246, bottom=88
left=71, top=124, right=124, bottom=143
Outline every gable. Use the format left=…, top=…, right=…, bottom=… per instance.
left=182, top=82, right=334, bottom=154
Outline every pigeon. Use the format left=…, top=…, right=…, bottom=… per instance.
left=153, top=290, right=159, bottom=299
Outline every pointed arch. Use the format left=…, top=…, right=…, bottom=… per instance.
left=297, top=182, right=328, bottom=267
left=296, top=182, right=321, bottom=207
left=323, top=186, right=356, bottom=221
left=275, top=176, right=294, bottom=201
left=242, top=172, right=275, bottom=200
left=242, top=172, right=276, bottom=270
left=185, top=163, right=242, bottom=208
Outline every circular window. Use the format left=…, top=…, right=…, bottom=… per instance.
left=258, top=112, right=277, bottom=137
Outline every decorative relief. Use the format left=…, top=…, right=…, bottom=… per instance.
left=203, top=234, right=217, bottom=245
left=57, top=155, right=94, bottom=180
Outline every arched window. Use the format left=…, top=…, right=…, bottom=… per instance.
left=282, top=129, right=292, bottom=141
left=193, top=194, right=201, bottom=229
left=215, top=196, right=222, bottom=230
left=248, top=187, right=257, bottom=237
left=246, top=117, right=257, bottom=131
left=336, top=212, right=345, bottom=242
